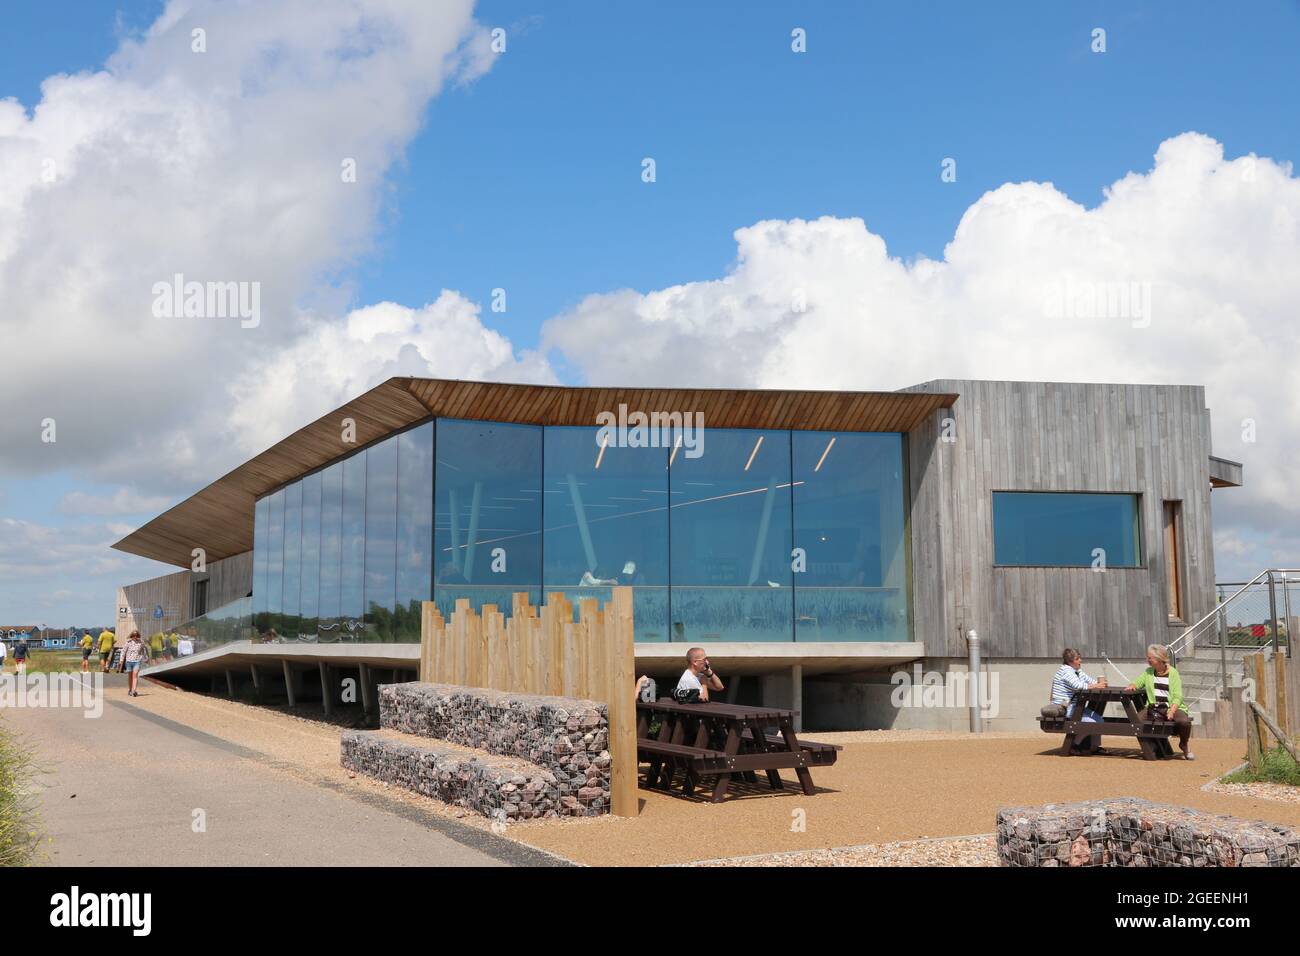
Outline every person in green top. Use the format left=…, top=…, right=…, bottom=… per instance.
left=80, top=632, right=94, bottom=672
left=1125, top=643, right=1194, bottom=760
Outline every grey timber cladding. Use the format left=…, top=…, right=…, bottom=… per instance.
left=903, top=380, right=1220, bottom=660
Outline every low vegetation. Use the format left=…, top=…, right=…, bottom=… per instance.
left=16, top=650, right=82, bottom=674
left=1222, top=747, right=1300, bottom=788
left=0, top=717, right=43, bottom=866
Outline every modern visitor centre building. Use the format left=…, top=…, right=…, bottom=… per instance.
left=113, top=377, right=1243, bottom=730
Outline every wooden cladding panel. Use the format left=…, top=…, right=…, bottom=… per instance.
left=905, top=379, right=1220, bottom=661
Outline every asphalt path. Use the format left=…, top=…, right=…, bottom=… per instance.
left=2, top=673, right=561, bottom=867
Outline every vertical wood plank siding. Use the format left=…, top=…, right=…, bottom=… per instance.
left=904, top=380, right=1219, bottom=660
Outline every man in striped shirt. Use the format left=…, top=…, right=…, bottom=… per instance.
left=1051, top=648, right=1108, bottom=753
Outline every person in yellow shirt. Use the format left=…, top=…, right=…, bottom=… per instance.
left=98, top=629, right=115, bottom=672
left=80, top=631, right=94, bottom=673
left=149, top=631, right=164, bottom=662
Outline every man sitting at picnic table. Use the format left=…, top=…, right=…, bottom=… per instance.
left=1047, top=648, right=1107, bottom=754
left=675, top=647, right=724, bottom=702
left=1125, top=643, right=1195, bottom=761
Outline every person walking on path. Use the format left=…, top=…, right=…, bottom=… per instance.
left=80, top=631, right=94, bottom=672
left=123, top=630, right=148, bottom=697
left=0, top=634, right=7, bottom=674
left=13, top=634, right=30, bottom=676
left=99, top=628, right=115, bottom=672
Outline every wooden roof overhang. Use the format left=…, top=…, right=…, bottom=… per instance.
left=112, top=378, right=959, bottom=567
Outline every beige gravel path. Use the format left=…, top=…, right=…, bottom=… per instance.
left=61, top=679, right=1300, bottom=867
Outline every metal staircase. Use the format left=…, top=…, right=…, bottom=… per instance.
left=1168, top=570, right=1295, bottom=719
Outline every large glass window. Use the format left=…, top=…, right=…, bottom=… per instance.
left=434, top=419, right=542, bottom=618
left=253, top=417, right=915, bottom=645
left=669, top=429, right=793, bottom=642
left=364, top=436, right=398, bottom=641
left=299, top=471, right=322, bottom=637
left=543, top=427, right=669, bottom=642
left=281, top=480, right=302, bottom=636
left=252, top=496, right=269, bottom=628
left=992, top=492, right=1141, bottom=568
left=318, top=461, right=343, bottom=633
left=340, top=452, right=367, bottom=631
left=265, top=488, right=284, bottom=628
left=793, top=432, right=910, bottom=642
left=395, top=423, right=434, bottom=642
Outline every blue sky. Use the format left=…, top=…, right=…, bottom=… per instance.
left=2, top=0, right=1299, bottom=625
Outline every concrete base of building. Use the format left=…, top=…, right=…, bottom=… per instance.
left=147, top=643, right=1190, bottom=736
left=797, top=657, right=1155, bottom=733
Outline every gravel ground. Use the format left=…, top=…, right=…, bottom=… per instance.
left=688, top=835, right=998, bottom=867
left=1203, top=780, right=1300, bottom=804
left=126, top=679, right=1300, bottom=866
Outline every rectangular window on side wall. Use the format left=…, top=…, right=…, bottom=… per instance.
left=992, top=491, right=1141, bottom=568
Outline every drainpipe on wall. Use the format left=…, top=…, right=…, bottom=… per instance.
left=966, top=629, right=982, bottom=734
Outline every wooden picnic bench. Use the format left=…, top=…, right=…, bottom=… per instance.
left=1039, top=686, right=1178, bottom=760
left=636, top=698, right=840, bottom=802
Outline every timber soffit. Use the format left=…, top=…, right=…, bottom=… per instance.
left=111, top=377, right=959, bottom=567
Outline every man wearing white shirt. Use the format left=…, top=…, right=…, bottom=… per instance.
left=674, top=647, right=724, bottom=702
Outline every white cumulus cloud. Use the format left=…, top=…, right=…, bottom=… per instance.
left=541, top=132, right=1300, bottom=573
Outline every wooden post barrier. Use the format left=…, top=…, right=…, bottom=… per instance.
left=1249, top=701, right=1300, bottom=766
left=418, top=586, right=638, bottom=817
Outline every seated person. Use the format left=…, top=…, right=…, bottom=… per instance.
left=1049, top=648, right=1107, bottom=753
left=675, top=647, right=723, bottom=702
left=1125, top=643, right=1194, bottom=760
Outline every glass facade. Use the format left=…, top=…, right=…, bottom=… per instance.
left=992, top=491, right=1141, bottom=568
left=250, top=417, right=912, bottom=643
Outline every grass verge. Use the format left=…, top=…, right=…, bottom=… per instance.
left=1221, top=747, right=1300, bottom=787
left=0, top=716, right=43, bottom=866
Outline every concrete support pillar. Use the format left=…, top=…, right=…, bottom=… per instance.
left=792, top=664, right=803, bottom=733
left=725, top=677, right=739, bottom=703
left=319, top=662, right=333, bottom=716
left=224, top=669, right=236, bottom=698
left=359, top=662, right=374, bottom=715
left=282, top=660, right=296, bottom=707
left=249, top=664, right=263, bottom=702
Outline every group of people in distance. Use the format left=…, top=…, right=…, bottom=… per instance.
left=1049, top=643, right=1194, bottom=759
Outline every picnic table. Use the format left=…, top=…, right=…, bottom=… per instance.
left=1039, top=686, right=1177, bottom=760
left=635, top=698, right=839, bottom=803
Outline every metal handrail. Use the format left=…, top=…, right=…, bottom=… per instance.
left=1166, top=569, right=1270, bottom=658
left=1166, top=568, right=1298, bottom=706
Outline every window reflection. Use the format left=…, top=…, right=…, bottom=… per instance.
left=252, top=419, right=914, bottom=645
left=252, top=496, right=269, bottom=629
left=993, top=491, right=1140, bottom=567
left=434, top=419, right=542, bottom=619
left=340, top=453, right=367, bottom=633
left=299, top=471, right=322, bottom=637
left=543, top=427, right=669, bottom=642
left=793, top=431, right=910, bottom=642
left=318, top=461, right=343, bottom=632
left=395, top=423, right=434, bottom=642
left=265, top=488, right=284, bottom=627
left=364, top=436, right=398, bottom=641
left=669, top=430, right=794, bottom=643
left=282, top=481, right=302, bottom=635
